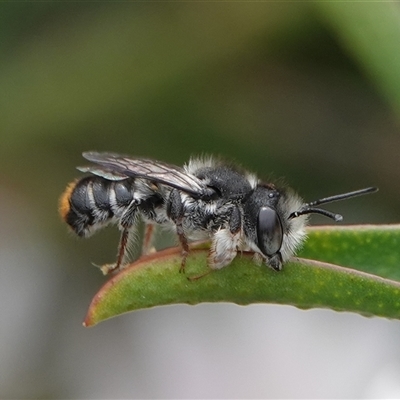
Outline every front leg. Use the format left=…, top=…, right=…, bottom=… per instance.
left=167, top=189, right=189, bottom=273
left=208, top=205, right=242, bottom=269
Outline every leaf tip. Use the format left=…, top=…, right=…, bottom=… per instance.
left=83, top=308, right=96, bottom=327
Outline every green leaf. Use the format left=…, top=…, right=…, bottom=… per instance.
left=299, top=225, right=400, bottom=280
left=83, top=225, right=400, bottom=327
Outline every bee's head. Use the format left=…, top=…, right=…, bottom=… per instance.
left=253, top=187, right=308, bottom=271
left=245, top=185, right=378, bottom=272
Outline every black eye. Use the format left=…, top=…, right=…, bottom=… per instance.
left=257, top=206, right=283, bottom=256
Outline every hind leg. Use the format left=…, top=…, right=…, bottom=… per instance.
left=99, top=200, right=139, bottom=275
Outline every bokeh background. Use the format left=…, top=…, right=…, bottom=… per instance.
left=2, top=3, right=400, bottom=398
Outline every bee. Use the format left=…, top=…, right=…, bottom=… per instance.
left=59, top=152, right=377, bottom=275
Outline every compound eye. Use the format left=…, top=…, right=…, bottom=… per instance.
left=257, top=206, right=283, bottom=256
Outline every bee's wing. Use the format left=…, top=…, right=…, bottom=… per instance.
left=77, top=165, right=128, bottom=181
left=82, top=151, right=210, bottom=197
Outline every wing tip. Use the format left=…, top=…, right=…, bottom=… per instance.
left=82, top=151, right=102, bottom=161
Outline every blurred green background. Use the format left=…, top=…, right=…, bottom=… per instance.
left=2, top=2, right=400, bottom=398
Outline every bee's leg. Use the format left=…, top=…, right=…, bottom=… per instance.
left=114, top=228, right=131, bottom=270
left=208, top=228, right=241, bottom=270
left=188, top=206, right=241, bottom=281
left=209, top=205, right=242, bottom=269
left=187, top=227, right=236, bottom=281
left=189, top=227, right=241, bottom=281
left=100, top=200, right=138, bottom=275
left=142, top=223, right=156, bottom=255
left=167, top=189, right=189, bottom=273
left=99, top=228, right=131, bottom=275
left=177, top=223, right=190, bottom=273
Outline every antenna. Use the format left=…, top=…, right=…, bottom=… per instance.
left=289, top=187, right=378, bottom=222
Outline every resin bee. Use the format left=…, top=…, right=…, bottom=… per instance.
left=59, top=152, right=377, bottom=274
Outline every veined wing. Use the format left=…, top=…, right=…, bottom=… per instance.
left=82, top=151, right=211, bottom=197
left=77, top=165, right=128, bottom=181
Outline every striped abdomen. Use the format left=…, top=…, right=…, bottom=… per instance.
left=59, top=176, right=137, bottom=237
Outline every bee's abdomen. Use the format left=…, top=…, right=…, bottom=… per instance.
left=59, top=176, right=134, bottom=237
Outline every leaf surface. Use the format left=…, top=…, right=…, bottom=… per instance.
left=84, top=225, right=400, bottom=326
